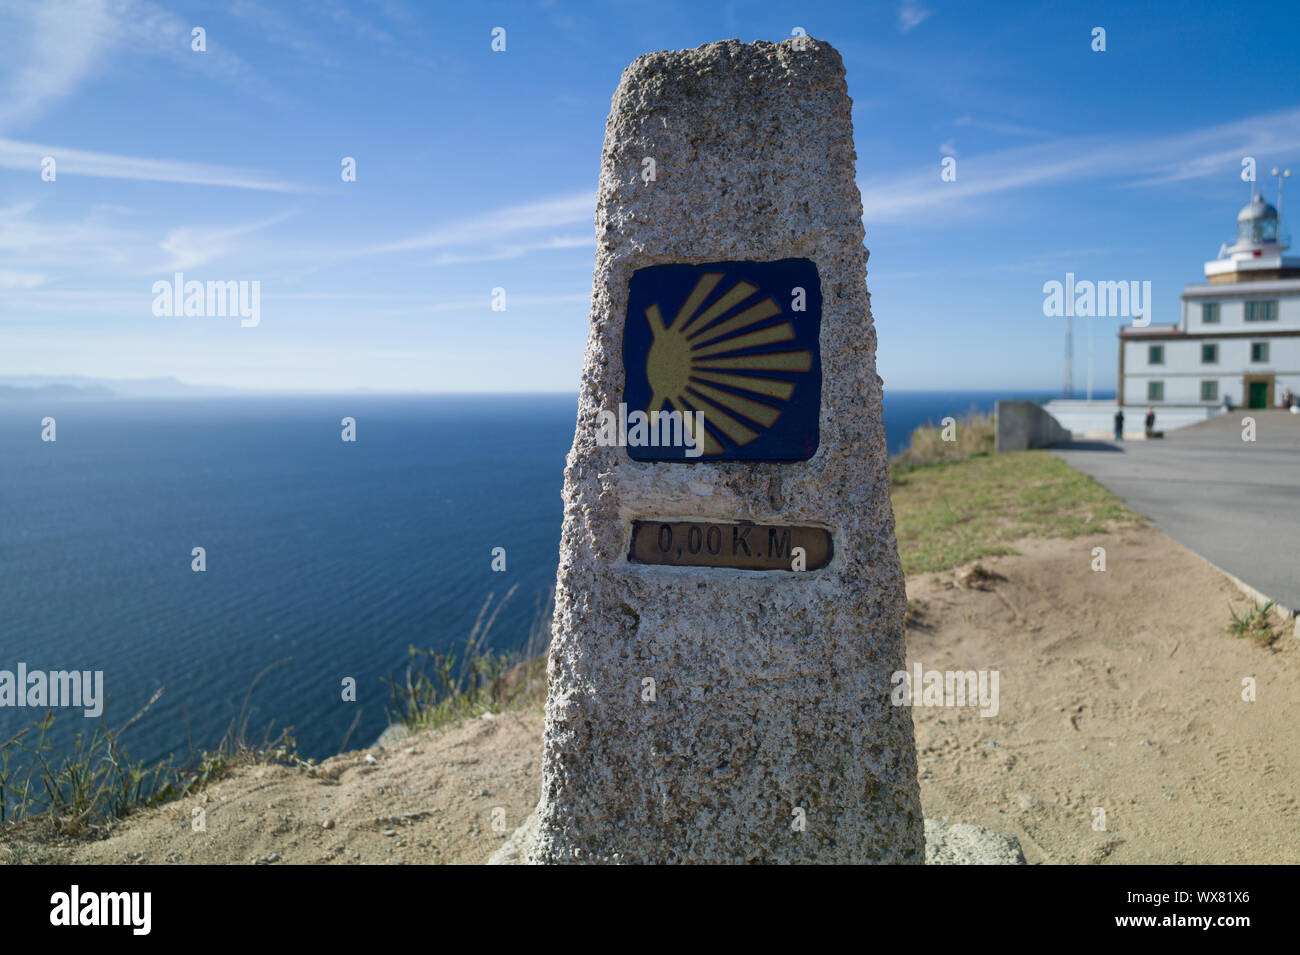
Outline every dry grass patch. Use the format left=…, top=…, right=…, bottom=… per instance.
left=890, top=450, right=1143, bottom=574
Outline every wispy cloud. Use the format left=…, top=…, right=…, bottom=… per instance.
left=0, top=0, right=114, bottom=131
left=338, top=292, right=591, bottom=316
left=884, top=248, right=1111, bottom=281
left=0, top=288, right=592, bottom=316
left=0, top=138, right=309, bottom=191
left=156, top=210, right=299, bottom=271
left=231, top=0, right=434, bottom=69
left=859, top=107, right=1300, bottom=223
left=227, top=0, right=332, bottom=63
left=0, top=201, right=299, bottom=288
left=430, top=234, right=593, bottom=266
left=953, top=115, right=1054, bottom=139
left=898, top=0, right=931, bottom=34
left=0, top=0, right=279, bottom=134
left=0, top=269, right=47, bottom=289
left=0, top=200, right=135, bottom=264
left=363, top=191, right=594, bottom=257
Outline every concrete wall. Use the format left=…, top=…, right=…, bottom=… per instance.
left=1042, top=400, right=1218, bottom=437
left=995, top=400, right=1072, bottom=452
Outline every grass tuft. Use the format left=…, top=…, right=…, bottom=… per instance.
left=890, top=409, right=996, bottom=479
left=0, top=660, right=307, bottom=846
left=3, top=589, right=558, bottom=845
left=383, top=586, right=553, bottom=734
left=1227, top=600, right=1279, bottom=645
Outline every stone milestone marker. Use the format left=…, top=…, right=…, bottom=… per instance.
left=529, top=37, right=922, bottom=863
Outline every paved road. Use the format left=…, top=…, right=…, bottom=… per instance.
left=1052, top=410, right=1300, bottom=612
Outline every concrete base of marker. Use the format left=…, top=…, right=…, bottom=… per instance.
left=488, top=807, right=1026, bottom=865
left=487, top=808, right=541, bottom=866
left=922, top=819, right=1026, bottom=865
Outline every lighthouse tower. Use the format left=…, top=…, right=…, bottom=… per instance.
left=1045, top=184, right=1300, bottom=436
left=1203, top=193, right=1300, bottom=284
left=1113, top=190, right=1300, bottom=417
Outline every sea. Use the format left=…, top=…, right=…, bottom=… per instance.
left=0, top=389, right=1089, bottom=766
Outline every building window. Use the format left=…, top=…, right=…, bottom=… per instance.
left=1148, top=344, right=1164, bottom=365
left=1251, top=342, right=1269, bottom=362
left=1201, top=302, right=1219, bottom=323
left=1147, top=381, right=1164, bottom=401
left=1245, top=300, right=1277, bottom=321
left=1201, top=343, right=1218, bottom=363
left=1201, top=380, right=1218, bottom=401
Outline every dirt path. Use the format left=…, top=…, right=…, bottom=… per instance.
left=49, top=710, right=544, bottom=866
left=906, top=526, right=1298, bottom=864
left=37, top=524, right=1299, bottom=865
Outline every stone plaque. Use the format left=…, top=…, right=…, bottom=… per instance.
left=622, top=259, right=822, bottom=461
left=628, top=520, right=832, bottom=571
left=521, top=37, right=922, bottom=865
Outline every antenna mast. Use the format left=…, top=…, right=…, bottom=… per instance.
left=1272, top=167, right=1291, bottom=239
left=1063, top=313, right=1073, bottom=399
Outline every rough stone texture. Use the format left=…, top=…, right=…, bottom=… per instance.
left=924, top=820, right=1027, bottom=865
left=488, top=807, right=539, bottom=865
left=373, top=723, right=412, bottom=747
left=497, top=813, right=1019, bottom=865
left=529, top=37, right=922, bottom=863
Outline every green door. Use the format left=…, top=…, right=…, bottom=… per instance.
left=1248, top=381, right=1269, bottom=408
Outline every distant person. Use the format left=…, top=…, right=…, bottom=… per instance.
left=1283, top=387, right=1293, bottom=409
left=1145, top=407, right=1155, bottom=436
left=1114, top=408, right=1124, bottom=441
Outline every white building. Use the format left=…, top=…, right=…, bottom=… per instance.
left=1120, top=194, right=1300, bottom=412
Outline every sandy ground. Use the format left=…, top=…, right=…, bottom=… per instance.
left=906, top=527, right=1297, bottom=864
left=27, top=523, right=1299, bottom=865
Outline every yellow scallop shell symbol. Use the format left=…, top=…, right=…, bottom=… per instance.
left=644, top=272, right=811, bottom=456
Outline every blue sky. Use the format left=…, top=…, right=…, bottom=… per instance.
left=1, top=0, right=1298, bottom=393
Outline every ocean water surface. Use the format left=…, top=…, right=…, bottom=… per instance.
left=0, top=389, right=1084, bottom=764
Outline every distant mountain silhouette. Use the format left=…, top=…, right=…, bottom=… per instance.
left=0, top=376, right=241, bottom=398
